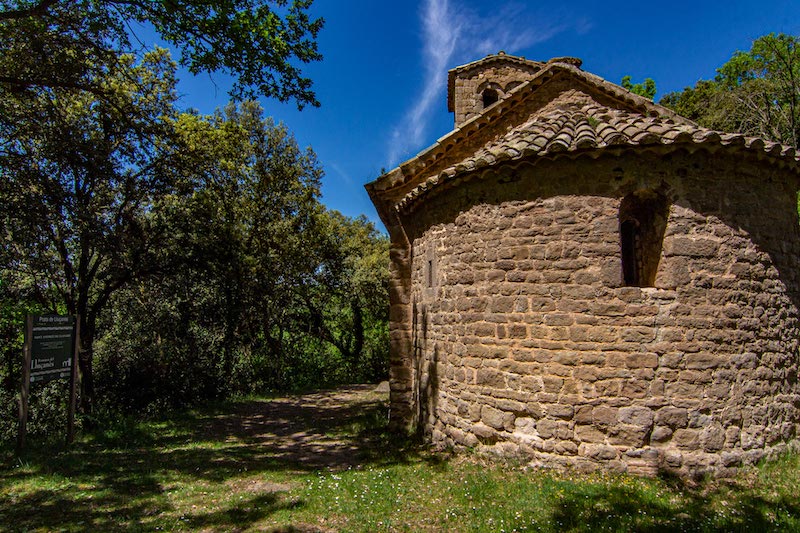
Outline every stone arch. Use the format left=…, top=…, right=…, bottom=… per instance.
left=477, top=81, right=503, bottom=110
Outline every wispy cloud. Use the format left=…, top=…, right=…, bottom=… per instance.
left=388, top=0, right=461, bottom=166
left=387, top=0, right=572, bottom=167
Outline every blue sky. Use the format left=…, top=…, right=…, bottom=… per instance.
left=165, top=0, right=800, bottom=229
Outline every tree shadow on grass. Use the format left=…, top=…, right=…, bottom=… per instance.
left=0, top=487, right=170, bottom=531
left=9, top=384, right=796, bottom=532
left=548, top=474, right=800, bottom=532
left=182, top=492, right=304, bottom=530
left=0, top=384, right=423, bottom=531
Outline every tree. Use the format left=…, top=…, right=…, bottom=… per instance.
left=660, top=33, right=800, bottom=148
left=293, top=211, right=389, bottom=381
left=621, top=75, right=657, bottom=100
left=91, top=105, right=391, bottom=410
left=172, top=102, right=324, bottom=388
left=95, top=101, right=325, bottom=400
left=0, top=0, right=323, bottom=107
left=0, top=49, right=186, bottom=410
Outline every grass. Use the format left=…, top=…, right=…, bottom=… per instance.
left=1, top=385, right=799, bottom=532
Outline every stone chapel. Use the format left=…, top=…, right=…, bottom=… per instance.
left=366, top=52, right=800, bottom=476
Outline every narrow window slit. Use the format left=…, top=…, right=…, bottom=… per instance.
left=619, top=191, right=669, bottom=287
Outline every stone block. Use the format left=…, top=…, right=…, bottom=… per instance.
left=542, top=376, right=564, bottom=393
left=476, top=368, right=505, bottom=388
left=620, top=380, right=649, bottom=399
left=650, top=426, right=673, bottom=443
left=544, top=313, right=575, bottom=326
left=547, top=404, right=575, bottom=420
left=666, top=236, right=720, bottom=258
left=592, top=406, right=618, bottom=426
left=701, top=424, right=725, bottom=452
left=581, top=444, right=618, bottom=461
left=573, top=366, right=598, bottom=382
left=472, top=423, right=500, bottom=442
left=684, top=352, right=722, bottom=370
left=573, top=405, right=593, bottom=424
left=609, top=424, right=650, bottom=447
left=673, top=428, right=700, bottom=450
left=575, top=424, right=606, bottom=443
left=654, top=407, right=688, bottom=428
left=555, top=441, right=579, bottom=455
left=536, top=418, right=558, bottom=439
left=663, top=450, right=683, bottom=468
left=618, top=406, right=654, bottom=427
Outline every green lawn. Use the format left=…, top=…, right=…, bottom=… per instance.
left=1, top=385, right=799, bottom=532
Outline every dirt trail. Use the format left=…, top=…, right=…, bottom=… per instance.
left=200, top=384, right=390, bottom=470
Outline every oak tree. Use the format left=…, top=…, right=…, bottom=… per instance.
left=661, top=33, right=800, bottom=148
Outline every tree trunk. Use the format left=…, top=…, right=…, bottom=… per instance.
left=78, top=313, right=95, bottom=413
left=350, top=299, right=364, bottom=373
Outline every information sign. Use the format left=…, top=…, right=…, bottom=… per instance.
left=29, top=314, right=75, bottom=383
left=18, top=314, right=80, bottom=450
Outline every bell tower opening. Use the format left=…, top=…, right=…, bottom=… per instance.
left=482, top=88, right=499, bottom=108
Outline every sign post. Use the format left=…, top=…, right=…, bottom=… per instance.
left=67, top=316, right=80, bottom=444
left=18, top=314, right=80, bottom=450
left=17, top=316, right=33, bottom=451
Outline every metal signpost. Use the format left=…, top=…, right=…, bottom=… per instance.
left=18, top=314, right=80, bottom=450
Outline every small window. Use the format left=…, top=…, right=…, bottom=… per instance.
left=482, top=88, right=499, bottom=108
left=619, top=191, right=669, bottom=287
left=427, top=259, right=434, bottom=288
left=620, top=219, right=641, bottom=286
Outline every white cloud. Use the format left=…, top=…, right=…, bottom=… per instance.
left=387, top=0, right=571, bottom=167
left=388, top=0, right=462, bottom=166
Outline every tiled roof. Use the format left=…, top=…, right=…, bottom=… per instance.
left=367, top=55, right=800, bottom=220
left=396, top=89, right=798, bottom=213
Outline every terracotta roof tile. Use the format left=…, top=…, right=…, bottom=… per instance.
left=396, top=92, right=800, bottom=212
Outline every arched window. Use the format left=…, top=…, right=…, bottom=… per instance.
left=619, top=191, right=669, bottom=287
left=482, top=88, right=499, bottom=108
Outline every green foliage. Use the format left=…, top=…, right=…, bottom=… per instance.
left=660, top=33, right=800, bottom=147
left=0, top=48, right=186, bottom=411
left=292, top=210, right=390, bottom=382
left=0, top=0, right=323, bottom=107
left=621, top=75, right=657, bottom=100
left=0, top=2, right=385, bottom=434
left=89, top=103, right=389, bottom=414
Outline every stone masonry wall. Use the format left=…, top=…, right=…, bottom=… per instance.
left=401, top=150, right=800, bottom=477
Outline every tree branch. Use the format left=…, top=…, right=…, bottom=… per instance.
left=0, top=0, right=60, bottom=22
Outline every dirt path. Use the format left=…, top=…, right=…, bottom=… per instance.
left=197, top=384, right=392, bottom=471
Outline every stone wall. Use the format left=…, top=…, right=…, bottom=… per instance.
left=399, top=150, right=800, bottom=477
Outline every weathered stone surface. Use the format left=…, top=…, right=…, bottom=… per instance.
left=575, top=424, right=606, bottom=443
left=651, top=426, right=673, bottom=443
left=655, top=407, right=688, bottom=429
left=582, top=444, right=618, bottom=461
left=618, top=406, right=654, bottom=427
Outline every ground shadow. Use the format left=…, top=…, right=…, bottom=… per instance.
left=0, top=384, right=420, bottom=531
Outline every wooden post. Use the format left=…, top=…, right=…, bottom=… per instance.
left=66, top=315, right=80, bottom=445
left=17, top=315, right=32, bottom=452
